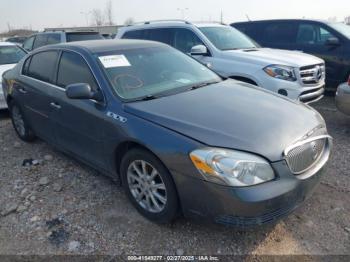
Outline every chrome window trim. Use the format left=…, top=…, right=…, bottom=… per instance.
left=284, top=135, right=333, bottom=179
left=20, top=48, right=107, bottom=105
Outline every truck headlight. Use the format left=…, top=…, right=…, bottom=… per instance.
left=264, top=65, right=297, bottom=82
left=190, top=148, right=275, bottom=187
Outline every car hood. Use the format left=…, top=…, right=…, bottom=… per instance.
left=222, top=48, right=324, bottom=67
left=124, top=80, right=325, bottom=162
left=0, top=64, right=16, bottom=79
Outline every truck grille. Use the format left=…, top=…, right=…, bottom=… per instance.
left=299, top=64, right=325, bottom=85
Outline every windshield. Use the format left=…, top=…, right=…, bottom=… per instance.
left=97, top=46, right=221, bottom=100
left=329, top=23, right=350, bottom=39
left=199, top=26, right=258, bottom=50
left=0, top=45, right=26, bottom=65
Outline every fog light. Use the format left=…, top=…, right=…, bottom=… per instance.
left=278, top=89, right=288, bottom=96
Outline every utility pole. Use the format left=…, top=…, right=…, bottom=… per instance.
left=220, top=10, right=223, bottom=24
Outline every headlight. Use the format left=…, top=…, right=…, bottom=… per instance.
left=190, top=148, right=275, bottom=187
left=264, top=65, right=297, bottom=82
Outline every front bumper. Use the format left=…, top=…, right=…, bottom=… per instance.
left=255, top=70, right=325, bottom=103
left=174, top=160, right=325, bottom=228
left=335, top=83, right=350, bottom=115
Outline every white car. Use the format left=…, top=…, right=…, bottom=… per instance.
left=0, top=42, right=27, bottom=109
left=116, top=21, right=326, bottom=103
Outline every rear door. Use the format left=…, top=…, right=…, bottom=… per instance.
left=17, top=50, right=59, bottom=142
left=50, top=50, right=107, bottom=167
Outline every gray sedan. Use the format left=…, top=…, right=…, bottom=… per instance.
left=2, top=40, right=333, bottom=227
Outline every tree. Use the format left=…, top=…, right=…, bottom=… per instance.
left=105, top=0, right=114, bottom=25
left=92, top=8, right=104, bottom=26
left=124, top=17, right=135, bottom=26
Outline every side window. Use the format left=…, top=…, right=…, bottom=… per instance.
left=144, top=28, right=173, bottom=45
left=46, top=33, right=61, bottom=45
left=296, top=23, right=335, bottom=44
left=122, top=30, right=145, bottom=39
left=22, top=56, right=32, bottom=75
left=27, top=51, right=59, bottom=83
left=23, top=36, right=35, bottom=51
left=32, top=34, right=48, bottom=50
left=57, top=51, right=98, bottom=90
left=262, top=22, right=297, bottom=44
left=173, top=28, right=204, bottom=53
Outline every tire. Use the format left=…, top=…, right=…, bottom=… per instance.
left=120, top=148, right=179, bottom=223
left=9, top=101, right=36, bottom=142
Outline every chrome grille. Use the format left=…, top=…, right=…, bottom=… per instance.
left=299, top=64, right=325, bottom=85
left=284, top=135, right=330, bottom=175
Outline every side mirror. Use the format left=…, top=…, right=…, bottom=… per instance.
left=66, top=83, right=103, bottom=102
left=190, top=45, right=208, bottom=56
left=326, top=37, right=340, bottom=46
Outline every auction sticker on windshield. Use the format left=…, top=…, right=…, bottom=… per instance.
left=99, top=55, right=131, bottom=68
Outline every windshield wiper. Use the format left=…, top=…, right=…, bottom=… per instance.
left=188, top=81, right=220, bottom=90
left=140, top=95, right=158, bottom=101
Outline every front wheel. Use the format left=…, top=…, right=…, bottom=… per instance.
left=9, top=101, right=36, bottom=142
left=120, top=148, right=179, bottom=223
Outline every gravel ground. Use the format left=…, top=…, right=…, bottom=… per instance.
left=0, top=96, right=349, bottom=257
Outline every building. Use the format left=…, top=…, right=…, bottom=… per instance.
left=44, top=25, right=121, bottom=36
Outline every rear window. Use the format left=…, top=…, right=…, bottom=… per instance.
left=26, top=51, right=58, bottom=83
left=122, top=30, right=145, bottom=39
left=66, top=32, right=103, bottom=42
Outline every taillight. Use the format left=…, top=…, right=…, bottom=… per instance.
left=348, top=75, right=350, bottom=86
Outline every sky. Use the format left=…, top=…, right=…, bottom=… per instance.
left=0, top=0, right=349, bottom=32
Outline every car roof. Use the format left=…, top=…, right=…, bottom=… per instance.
left=0, top=41, right=17, bottom=46
left=233, top=19, right=329, bottom=24
left=118, top=21, right=229, bottom=34
left=40, top=39, right=168, bottom=54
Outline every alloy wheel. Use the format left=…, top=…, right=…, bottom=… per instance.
left=127, top=160, right=167, bottom=213
left=12, top=105, right=26, bottom=137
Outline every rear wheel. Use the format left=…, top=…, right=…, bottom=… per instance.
left=120, top=148, right=179, bottom=223
left=9, top=101, right=36, bottom=142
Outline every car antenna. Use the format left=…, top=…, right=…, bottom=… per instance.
left=246, top=14, right=251, bottom=21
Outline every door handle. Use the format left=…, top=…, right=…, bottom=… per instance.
left=50, top=102, right=61, bottom=110
left=18, top=88, right=27, bottom=94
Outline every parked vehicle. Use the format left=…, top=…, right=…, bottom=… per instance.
left=6, top=36, right=28, bottom=45
left=116, top=20, right=326, bottom=104
left=0, top=42, right=27, bottom=109
left=22, top=30, right=103, bottom=52
left=232, top=19, right=350, bottom=90
left=2, top=40, right=332, bottom=226
left=335, top=75, right=350, bottom=115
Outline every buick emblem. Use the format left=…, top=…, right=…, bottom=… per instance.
left=310, top=141, right=318, bottom=160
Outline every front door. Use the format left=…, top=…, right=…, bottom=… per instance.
left=295, top=22, right=344, bottom=89
left=50, top=51, right=108, bottom=167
